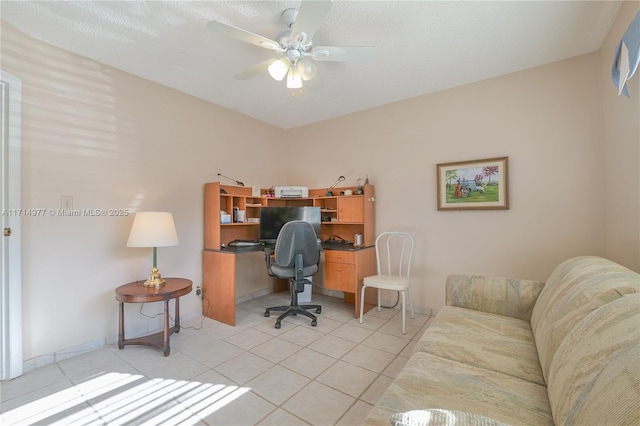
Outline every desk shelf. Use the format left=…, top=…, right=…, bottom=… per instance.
left=205, top=182, right=374, bottom=249
left=203, top=182, right=377, bottom=326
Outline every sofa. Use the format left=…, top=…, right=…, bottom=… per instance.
left=363, top=256, right=640, bottom=425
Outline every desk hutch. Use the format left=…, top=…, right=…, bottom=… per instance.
left=202, top=182, right=377, bottom=325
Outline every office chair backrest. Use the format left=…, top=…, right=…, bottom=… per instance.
left=375, top=232, right=414, bottom=280
left=271, top=220, right=320, bottom=278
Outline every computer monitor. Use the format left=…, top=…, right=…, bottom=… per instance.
left=259, top=206, right=321, bottom=244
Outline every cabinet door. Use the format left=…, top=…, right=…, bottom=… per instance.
left=325, top=262, right=355, bottom=292
left=337, top=197, right=364, bottom=223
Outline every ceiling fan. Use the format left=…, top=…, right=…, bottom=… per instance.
left=207, top=0, right=376, bottom=96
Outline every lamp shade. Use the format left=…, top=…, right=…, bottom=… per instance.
left=268, top=57, right=289, bottom=81
left=296, top=58, right=317, bottom=81
left=286, top=67, right=303, bottom=89
left=126, top=212, right=179, bottom=248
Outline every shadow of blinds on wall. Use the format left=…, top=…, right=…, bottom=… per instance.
left=1, top=70, right=23, bottom=380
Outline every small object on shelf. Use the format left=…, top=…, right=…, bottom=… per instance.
left=217, top=172, right=245, bottom=187
left=326, top=175, right=345, bottom=196
left=356, top=176, right=365, bottom=195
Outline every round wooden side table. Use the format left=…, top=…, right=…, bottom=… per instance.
left=115, top=277, right=192, bottom=356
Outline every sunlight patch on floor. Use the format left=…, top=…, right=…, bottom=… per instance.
left=2, top=372, right=251, bottom=425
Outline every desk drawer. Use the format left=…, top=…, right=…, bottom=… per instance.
left=325, top=262, right=355, bottom=292
left=324, top=250, right=355, bottom=265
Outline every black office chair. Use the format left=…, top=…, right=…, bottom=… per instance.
left=264, top=220, right=322, bottom=329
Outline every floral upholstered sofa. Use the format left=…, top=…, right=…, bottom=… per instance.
left=363, top=256, right=640, bottom=426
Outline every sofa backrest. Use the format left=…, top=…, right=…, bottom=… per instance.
left=530, top=256, right=639, bottom=424
left=547, top=293, right=639, bottom=425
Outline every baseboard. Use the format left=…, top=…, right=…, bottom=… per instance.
left=22, top=307, right=204, bottom=374
left=235, top=287, right=271, bottom=304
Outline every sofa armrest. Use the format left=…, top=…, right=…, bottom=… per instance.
left=446, top=275, right=545, bottom=321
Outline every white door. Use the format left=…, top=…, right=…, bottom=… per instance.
left=1, top=70, right=23, bottom=380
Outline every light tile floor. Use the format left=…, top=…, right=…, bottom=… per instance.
left=1, top=293, right=433, bottom=426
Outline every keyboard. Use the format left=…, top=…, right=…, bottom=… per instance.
left=228, top=239, right=260, bottom=247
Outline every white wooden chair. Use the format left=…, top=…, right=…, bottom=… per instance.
left=359, top=232, right=415, bottom=334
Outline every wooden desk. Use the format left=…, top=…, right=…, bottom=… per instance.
left=115, top=278, right=192, bottom=356
left=203, top=182, right=377, bottom=326
left=203, top=246, right=376, bottom=326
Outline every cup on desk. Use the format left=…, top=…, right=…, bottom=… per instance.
left=355, top=233, right=364, bottom=246
left=344, top=190, right=353, bottom=196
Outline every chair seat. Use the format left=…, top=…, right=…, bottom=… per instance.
left=363, top=275, right=410, bottom=291
left=271, top=263, right=318, bottom=279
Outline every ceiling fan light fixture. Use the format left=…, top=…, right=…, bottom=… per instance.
left=286, top=67, right=303, bottom=89
left=268, top=57, right=289, bottom=81
left=296, top=58, right=317, bottom=81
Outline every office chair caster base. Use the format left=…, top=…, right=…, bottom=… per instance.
left=275, top=321, right=281, bottom=329
left=316, top=308, right=321, bottom=314
left=264, top=311, right=270, bottom=317
left=311, top=319, right=317, bottom=326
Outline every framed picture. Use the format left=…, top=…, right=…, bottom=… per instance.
left=437, top=156, right=509, bottom=210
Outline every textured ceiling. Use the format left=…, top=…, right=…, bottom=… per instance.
left=1, top=1, right=622, bottom=129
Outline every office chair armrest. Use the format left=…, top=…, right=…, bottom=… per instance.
left=264, top=247, right=275, bottom=277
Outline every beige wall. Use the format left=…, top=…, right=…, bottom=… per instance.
left=1, top=23, right=287, bottom=364
left=287, top=53, right=605, bottom=310
left=1, top=2, right=639, bottom=366
left=600, top=1, right=640, bottom=271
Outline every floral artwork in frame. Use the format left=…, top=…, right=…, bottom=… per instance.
left=437, top=156, right=509, bottom=210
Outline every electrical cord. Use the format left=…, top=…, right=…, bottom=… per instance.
left=138, top=293, right=210, bottom=331
left=380, top=292, right=400, bottom=309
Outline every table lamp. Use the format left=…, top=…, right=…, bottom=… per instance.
left=126, top=212, right=179, bottom=287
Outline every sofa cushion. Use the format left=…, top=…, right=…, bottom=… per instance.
left=414, top=306, right=545, bottom=385
left=530, top=256, right=640, bottom=382
left=547, top=293, right=640, bottom=426
left=363, top=351, right=553, bottom=426
left=446, top=275, right=545, bottom=321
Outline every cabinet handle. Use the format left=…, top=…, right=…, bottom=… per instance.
left=336, top=268, right=342, bottom=272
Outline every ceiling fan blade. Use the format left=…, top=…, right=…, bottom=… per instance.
left=207, top=20, right=282, bottom=52
left=311, top=46, right=377, bottom=62
left=290, top=0, right=333, bottom=44
left=233, top=59, right=275, bottom=80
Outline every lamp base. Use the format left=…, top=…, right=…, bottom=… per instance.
left=144, top=267, right=166, bottom=287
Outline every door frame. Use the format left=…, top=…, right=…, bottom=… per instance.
left=1, top=70, right=23, bottom=380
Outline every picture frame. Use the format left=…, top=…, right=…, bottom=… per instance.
left=436, top=156, right=509, bottom=210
